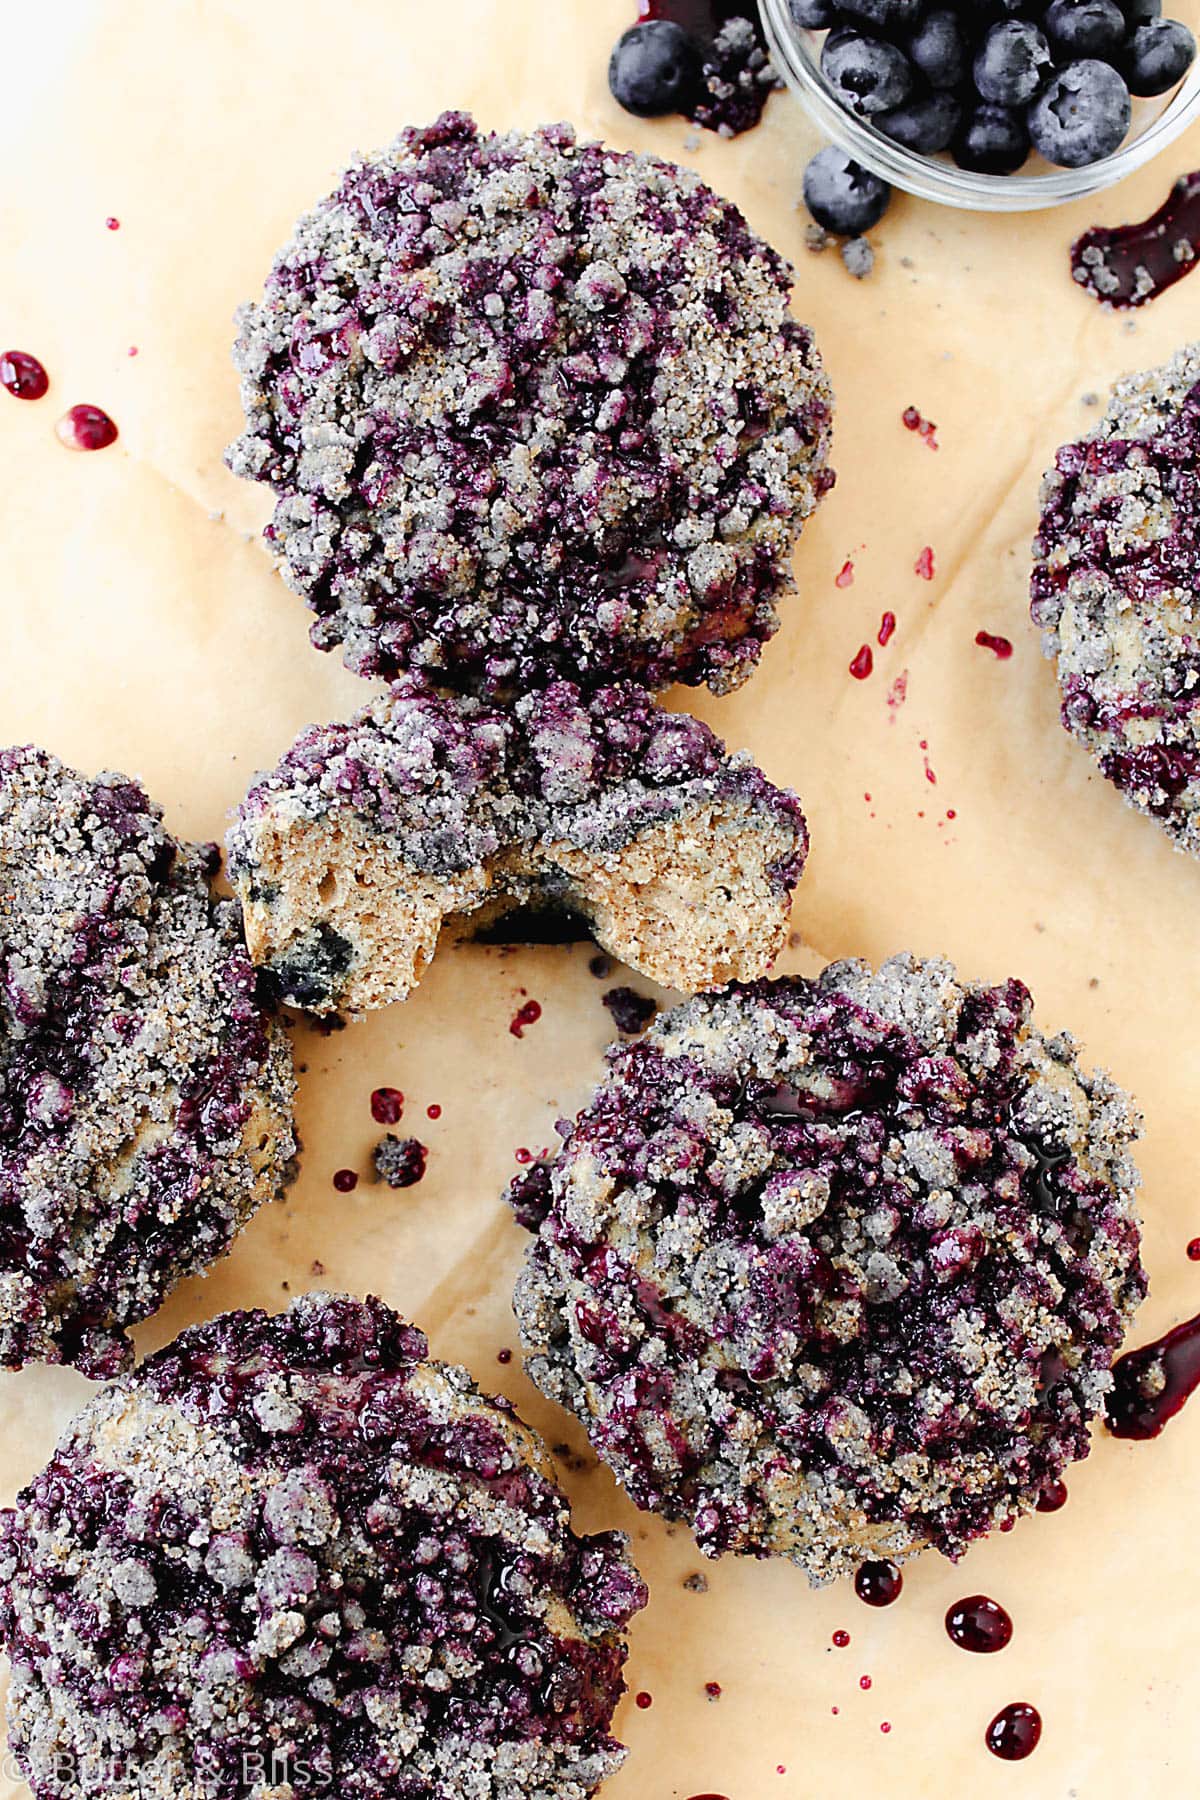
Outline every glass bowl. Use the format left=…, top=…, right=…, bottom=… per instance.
left=760, top=0, right=1200, bottom=210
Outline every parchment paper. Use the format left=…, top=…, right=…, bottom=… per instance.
left=2, top=2, right=1200, bottom=1793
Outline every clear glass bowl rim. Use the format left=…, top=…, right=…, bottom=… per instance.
left=760, top=0, right=1200, bottom=211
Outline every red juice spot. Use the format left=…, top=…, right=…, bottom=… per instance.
left=901, top=405, right=939, bottom=449
left=880, top=1722, right=892, bottom=1735
left=946, top=807, right=956, bottom=820
left=831, top=1705, right=840, bottom=1716
left=832, top=1630, right=850, bottom=1648
left=986, top=1703, right=1042, bottom=1761
left=946, top=1596, right=1013, bottom=1653
left=705, top=1681, right=722, bottom=1699
left=863, top=792, right=871, bottom=802
left=106, top=216, right=120, bottom=230
left=854, top=1560, right=902, bottom=1607
left=887, top=670, right=908, bottom=716
left=849, top=644, right=874, bottom=680
left=878, top=610, right=896, bottom=645
left=427, top=1103, right=442, bottom=1119
left=914, top=545, right=935, bottom=581
left=859, top=1675, right=872, bottom=1690
left=1036, top=1480, right=1068, bottom=1513
left=1188, top=1238, right=1200, bottom=1261
left=999, top=1516, right=1016, bottom=1533
left=835, top=558, right=855, bottom=588
left=497, top=1348, right=513, bottom=1364
left=127, top=346, right=139, bottom=357
left=635, top=1691, right=653, bottom=1709
left=514, top=1147, right=533, bottom=1164
left=1, top=350, right=49, bottom=400
left=776, top=1766, right=786, bottom=1775
left=56, top=403, right=118, bottom=451
left=332, top=1169, right=358, bottom=1193
left=685, top=1795, right=731, bottom=1800
left=510, top=999, right=542, bottom=1037
left=370, top=1087, right=404, bottom=1125
left=1107, top=1309, right=1200, bottom=1438
left=976, top=629, right=1013, bottom=659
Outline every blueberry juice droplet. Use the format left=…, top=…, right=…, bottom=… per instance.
left=1, top=350, right=49, bottom=400
left=854, top=1560, right=902, bottom=1607
left=986, top=1702, right=1042, bottom=1761
left=945, top=1595, right=1013, bottom=1653
left=56, top=403, right=118, bottom=451
left=1106, top=1310, right=1200, bottom=1439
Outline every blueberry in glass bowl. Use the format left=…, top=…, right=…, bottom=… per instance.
left=762, top=0, right=1200, bottom=209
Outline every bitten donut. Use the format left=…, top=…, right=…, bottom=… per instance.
left=0, top=747, right=295, bottom=1377
left=0, top=1293, right=646, bottom=1800
left=509, top=955, right=1145, bottom=1583
left=227, top=679, right=807, bottom=1015
left=1031, top=342, right=1200, bottom=854
left=228, top=111, right=833, bottom=698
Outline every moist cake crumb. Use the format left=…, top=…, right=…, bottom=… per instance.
left=0, top=746, right=296, bottom=1377
left=0, top=1292, right=646, bottom=1800
left=228, top=112, right=834, bottom=699
left=373, top=1134, right=428, bottom=1188
left=1031, top=341, right=1200, bottom=854
left=509, top=954, right=1145, bottom=1582
left=227, top=678, right=807, bottom=1014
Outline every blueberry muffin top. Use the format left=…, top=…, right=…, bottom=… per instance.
left=0, top=747, right=295, bottom=1378
left=1031, top=341, right=1200, bottom=854
left=230, top=676, right=806, bottom=883
left=228, top=112, right=833, bottom=699
left=510, top=955, right=1144, bottom=1582
left=0, top=1292, right=647, bottom=1800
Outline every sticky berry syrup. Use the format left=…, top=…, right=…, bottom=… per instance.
left=1106, top=1310, right=1200, bottom=1438
left=56, top=404, right=118, bottom=450
left=986, top=1702, right=1042, bottom=1760
left=945, top=1596, right=1013, bottom=1652
left=1, top=351, right=49, bottom=400
left=854, top=1560, right=902, bottom=1606
left=1071, top=171, right=1200, bottom=308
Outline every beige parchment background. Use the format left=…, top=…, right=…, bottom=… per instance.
left=3, top=1, right=1200, bottom=1793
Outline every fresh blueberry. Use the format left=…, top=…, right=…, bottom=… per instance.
left=1120, top=17, right=1197, bottom=92
left=608, top=20, right=703, bottom=118
left=1044, top=0, right=1127, bottom=56
left=1027, top=59, right=1132, bottom=164
left=821, top=30, right=914, bottom=114
left=836, top=0, right=924, bottom=30
left=907, top=10, right=969, bottom=88
left=789, top=0, right=837, bottom=24
left=974, top=20, right=1054, bottom=105
left=876, top=90, right=963, bottom=149
left=953, top=101, right=1031, bottom=171
left=802, top=147, right=893, bottom=233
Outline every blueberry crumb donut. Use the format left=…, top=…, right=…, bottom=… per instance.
left=509, top=955, right=1145, bottom=1582
left=0, top=747, right=295, bottom=1377
left=228, top=111, right=833, bottom=698
left=227, top=680, right=807, bottom=1015
left=1031, top=342, right=1200, bottom=853
left=0, top=1292, right=646, bottom=1800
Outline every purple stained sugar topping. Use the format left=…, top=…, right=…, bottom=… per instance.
left=0, top=1293, right=646, bottom=1800
left=1031, top=342, right=1200, bottom=854
left=231, top=677, right=808, bottom=887
left=0, top=746, right=295, bottom=1377
left=509, top=956, right=1145, bottom=1582
left=228, top=112, right=833, bottom=699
